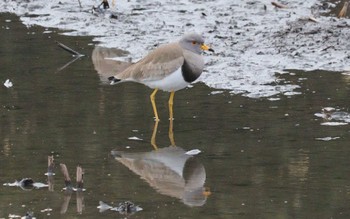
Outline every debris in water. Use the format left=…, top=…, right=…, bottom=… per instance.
left=9, top=212, right=36, bottom=219
left=59, top=164, right=85, bottom=214
left=268, top=97, right=281, bottom=101
left=185, top=149, right=201, bottom=155
left=40, top=208, right=52, bottom=213
left=3, top=178, right=48, bottom=190
left=315, top=137, right=340, bottom=141
left=128, top=136, right=143, bottom=141
left=44, top=155, right=55, bottom=176
left=56, top=41, right=84, bottom=57
left=97, top=201, right=112, bottom=212
left=315, top=107, right=350, bottom=125
left=210, top=91, right=224, bottom=95
left=4, top=79, right=13, bottom=88
left=55, top=41, right=85, bottom=73
left=60, top=164, right=86, bottom=192
left=321, top=122, right=348, bottom=126
left=98, top=201, right=143, bottom=215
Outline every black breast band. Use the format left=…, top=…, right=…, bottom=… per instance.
left=181, top=61, right=200, bottom=83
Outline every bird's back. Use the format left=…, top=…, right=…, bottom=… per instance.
left=116, top=42, right=185, bottom=82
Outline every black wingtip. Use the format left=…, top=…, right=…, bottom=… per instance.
left=108, top=76, right=121, bottom=85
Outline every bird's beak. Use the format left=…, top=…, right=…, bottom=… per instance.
left=203, top=187, right=212, bottom=197
left=201, top=44, right=215, bottom=53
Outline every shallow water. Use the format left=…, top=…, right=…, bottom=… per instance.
left=1, top=13, right=350, bottom=218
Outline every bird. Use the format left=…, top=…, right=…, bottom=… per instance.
left=111, top=146, right=210, bottom=207
left=108, top=33, right=213, bottom=121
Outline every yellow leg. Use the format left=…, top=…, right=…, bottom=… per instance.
left=112, top=0, right=115, bottom=7
left=169, top=118, right=175, bottom=146
left=151, top=121, right=159, bottom=150
left=168, top=91, right=175, bottom=120
left=150, top=89, right=159, bottom=121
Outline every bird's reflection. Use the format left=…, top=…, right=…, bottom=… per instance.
left=91, top=46, right=132, bottom=83
left=111, top=120, right=210, bottom=207
left=342, top=71, right=350, bottom=84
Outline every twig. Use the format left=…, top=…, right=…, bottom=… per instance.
left=77, top=0, right=82, bottom=8
left=308, top=16, right=319, bottom=23
left=55, top=56, right=82, bottom=73
left=271, top=1, right=288, bottom=9
left=60, top=163, right=72, bottom=189
left=76, top=165, right=84, bottom=189
left=338, top=2, right=349, bottom=18
left=47, top=155, right=55, bottom=174
left=47, top=155, right=55, bottom=191
left=56, top=41, right=84, bottom=57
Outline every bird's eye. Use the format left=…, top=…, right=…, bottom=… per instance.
left=192, top=41, right=197, bottom=45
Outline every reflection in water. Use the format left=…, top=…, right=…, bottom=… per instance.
left=60, top=191, right=85, bottom=215
left=3, top=178, right=48, bottom=191
left=111, top=121, right=210, bottom=207
left=91, top=46, right=132, bottom=83
left=287, top=150, right=310, bottom=183
left=59, top=164, right=85, bottom=214
left=314, top=107, right=350, bottom=125
left=342, top=71, right=350, bottom=84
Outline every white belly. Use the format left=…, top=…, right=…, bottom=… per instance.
left=142, top=68, right=189, bottom=92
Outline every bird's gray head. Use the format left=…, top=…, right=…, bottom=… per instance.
left=179, top=33, right=211, bottom=54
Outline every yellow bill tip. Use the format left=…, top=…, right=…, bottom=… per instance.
left=201, top=44, right=214, bottom=53
left=203, top=187, right=212, bottom=197
left=200, top=44, right=210, bottom=51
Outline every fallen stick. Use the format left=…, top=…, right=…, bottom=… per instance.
left=76, top=165, right=84, bottom=190
left=60, top=163, right=72, bottom=189
left=338, top=2, right=348, bottom=18
left=271, top=1, right=288, bottom=9
left=56, top=41, right=84, bottom=57
left=47, top=155, right=55, bottom=191
left=55, top=56, right=82, bottom=73
left=308, top=16, right=319, bottom=23
left=47, top=155, right=55, bottom=174
left=77, top=0, right=82, bottom=8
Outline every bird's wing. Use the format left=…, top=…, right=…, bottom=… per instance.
left=116, top=43, right=185, bottom=81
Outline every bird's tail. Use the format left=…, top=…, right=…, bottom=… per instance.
left=108, top=76, right=122, bottom=85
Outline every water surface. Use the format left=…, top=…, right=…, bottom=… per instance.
left=1, top=13, right=350, bottom=219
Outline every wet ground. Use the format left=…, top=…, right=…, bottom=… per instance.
left=1, top=6, right=350, bottom=219
left=1, top=0, right=350, bottom=98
